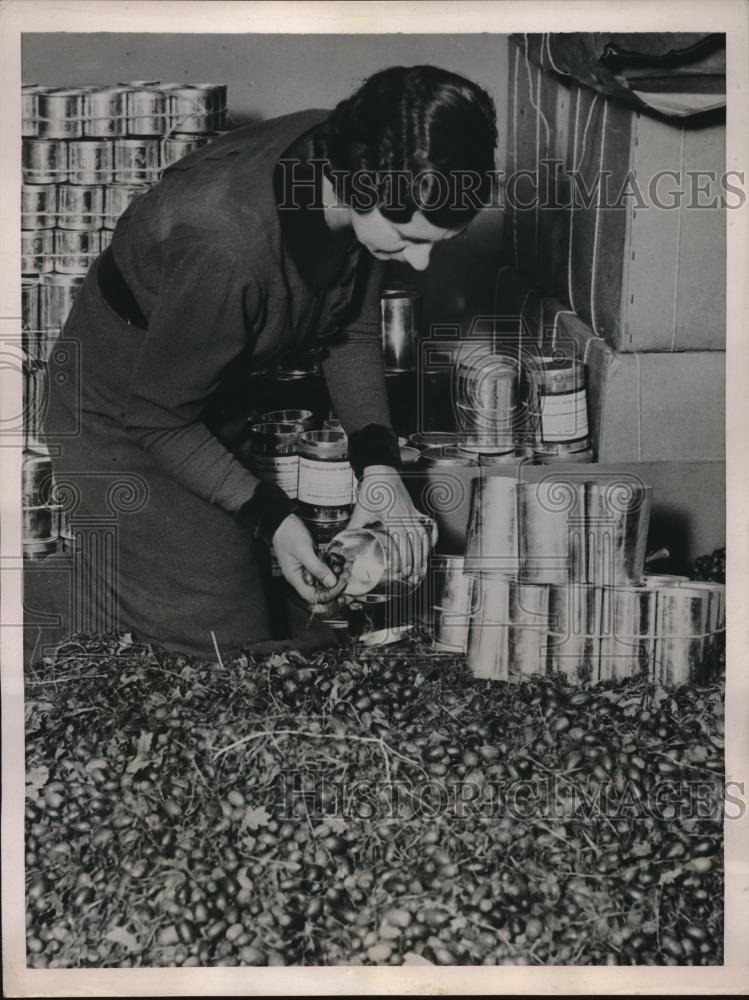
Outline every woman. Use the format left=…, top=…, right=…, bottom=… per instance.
left=43, top=65, right=498, bottom=659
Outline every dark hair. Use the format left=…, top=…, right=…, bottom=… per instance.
left=315, top=65, right=498, bottom=229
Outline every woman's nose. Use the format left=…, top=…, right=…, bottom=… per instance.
left=403, top=244, right=432, bottom=271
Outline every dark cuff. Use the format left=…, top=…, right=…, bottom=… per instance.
left=237, top=481, right=298, bottom=545
left=348, top=423, right=401, bottom=479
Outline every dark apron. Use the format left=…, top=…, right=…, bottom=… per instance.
left=39, top=253, right=274, bottom=660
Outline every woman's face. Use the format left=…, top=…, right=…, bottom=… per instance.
left=350, top=208, right=466, bottom=271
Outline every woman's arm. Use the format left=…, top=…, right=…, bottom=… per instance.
left=319, top=255, right=401, bottom=473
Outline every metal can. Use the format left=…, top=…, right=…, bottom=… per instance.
left=246, top=421, right=300, bottom=498
left=464, top=474, right=519, bottom=578
left=327, top=520, right=435, bottom=599
left=547, top=584, right=603, bottom=684
left=103, top=183, right=149, bottom=229
left=23, top=505, right=54, bottom=542
left=113, top=137, right=160, bottom=184
left=23, top=356, right=47, bottom=450
left=299, top=504, right=351, bottom=549
left=408, top=431, right=458, bottom=452
left=99, top=228, right=113, bottom=251
left=600, top=585, right=658, bottom=682
left=297, top=430, right=353, bottom=507
left=54, top=229, right=101, bottom=274
left=654, top=587, right=711, bottom=686
left=586, top=481, right=651, bottom=587
left=22, top=138, right=67, bottom=184
left=57, top=184, right=105, bottom=231
left=534, top=445, right=595, bottom=463
left=23, top=537, right=59, bottom=561
left=22, top=84, right=49, bottom=137
left=21, top=229, right=55, bottom=274
left=83, top=86, right=129, bottom=137
left=419, top=445, right=477, bottom=468
left=458, top=446, right=517, bottom=466
left=39, top=273, right=84, bottom=341
left=419, top=362, right=455, bottom=432
left=454, top=343, right=518, bottom=451
left=167, top=84, right=221, bottom=134
left=161, top=132, right=212, bottom=169
left=126, top=87, right=168, bottom=135
left=527, top=356, right=589, bottom=452
left=195, top=83, right=228, bottom=131
left=67, top=139, right=114, bottom=185
left=322, top=417, right=344, bottom=433
left=381, top=290, right=420, bottom=372
left=431, top=554, right=475, bottom=652
left=21, top=184, right=57, bottom=231
left=385, top=370, right=418, bottom=438
left=261, top=408, right=316, bottom=432
left=22, top=451, right=54, bottom=507
left=518, top=479, right=587, bottom=585
left=37, top=88, right=86, bottom=138
left=21, top=278, right=39, bottom=351
left=466, top=577, right=511, bottom=681
left=674, top=581, right=725, bottom=680
left=508, top=582, right=550, bottom=679
left=643, top=574, right=690, bottom=587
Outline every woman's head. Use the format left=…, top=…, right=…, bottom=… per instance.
left=316, top=65, right=498, bottom=267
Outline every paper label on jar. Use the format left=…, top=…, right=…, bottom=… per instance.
left=254, top=454, right=299, bottom=498
left=540, top=389, right=589, bottom=443
left=298, top=458, right=354, bottom=505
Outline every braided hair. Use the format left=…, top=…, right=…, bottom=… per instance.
left=314, top=65, right=498, bottom=229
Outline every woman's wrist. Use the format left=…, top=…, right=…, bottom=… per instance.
left=348, top=423, right=401, bottom=479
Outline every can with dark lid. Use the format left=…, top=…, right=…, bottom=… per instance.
left=246, top=421, right=301, bottom=499
left=297, top=430, right=353, bottom=507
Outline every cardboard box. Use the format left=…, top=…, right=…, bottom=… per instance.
left=506, top=39, right=726, bottom=353
left=495, top=266, right=725, bottom=463
left=405, top=460, right=725, bottom=575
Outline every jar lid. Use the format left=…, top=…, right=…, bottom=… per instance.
left=420, top=445, right=478, bottom=468
left=299, top=429, right=348, bottom=454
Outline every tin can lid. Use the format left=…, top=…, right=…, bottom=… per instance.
left=249, top=421, right=300, bottom=439
left=420, top=445, right=478, bottom=467
left=299, top=429, right=348, bottom=451
left=262, top=408, right=315, bottom=425
left=408, top=431, right=458, bottom=451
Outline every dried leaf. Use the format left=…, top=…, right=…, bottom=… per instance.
left=242, top=805, right=271, bottom=831
left=105, top=925, right=140, bottom=952
left=403, top=951, right=434, bottom=966
left=659, top=866, right=684, bottom=886
left=26, top=765, right=49, bottom=801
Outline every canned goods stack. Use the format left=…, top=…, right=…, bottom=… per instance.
left=21, top=449, right=68, bottom=559
left=20, top=79, right=234, bottom=559
left=433, top=469, right=716, bottom=686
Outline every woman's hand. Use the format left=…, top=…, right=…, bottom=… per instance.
left=347, top=465, right=435, bottom=583
left=272, top=514, right=341, bottom=604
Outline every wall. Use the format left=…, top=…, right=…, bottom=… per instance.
left=22, top=32, right=509, bottom=332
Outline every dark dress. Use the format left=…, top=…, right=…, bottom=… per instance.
left=40, top=110, right=399, bottom=659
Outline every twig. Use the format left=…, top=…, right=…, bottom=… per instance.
left=210, top=630, right=225, bottom=670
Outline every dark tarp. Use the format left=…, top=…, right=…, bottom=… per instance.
left=512, top=32, right=725, bottom=119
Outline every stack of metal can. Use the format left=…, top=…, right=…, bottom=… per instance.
left=423, top=470, right=723, bottom=687
left=21, top=79, right=232, bottom=559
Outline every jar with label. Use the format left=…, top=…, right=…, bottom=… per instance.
left=299, top=503, right=351, bottom=550
left=297, top=430, right=354, bottom=508
left=248, top=421, right=300, bottom=499
left=527, top=357, right=590, bottom=456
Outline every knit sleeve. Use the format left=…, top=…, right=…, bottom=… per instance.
left=122, top=225, right=295, bottom=531
left=320, top=255, right=401, bottom=473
